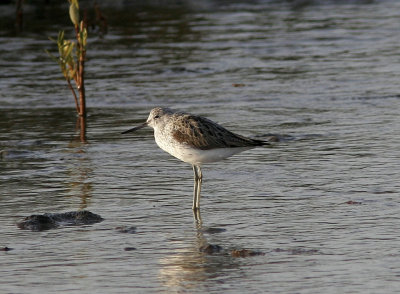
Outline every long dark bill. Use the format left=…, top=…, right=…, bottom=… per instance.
left=121, top=122, right=147, bottom=134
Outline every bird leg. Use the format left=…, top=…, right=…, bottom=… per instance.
left=192, top=165, right=203, bottom=210
left=196, top=165, right=202, bottom=208
left=192, top=165, right=198, bottom=210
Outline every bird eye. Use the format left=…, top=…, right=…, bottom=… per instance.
left=154, top=115, right=160, bottom=119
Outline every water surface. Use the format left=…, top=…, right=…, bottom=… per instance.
left=1, top=1, right=400, bottom=293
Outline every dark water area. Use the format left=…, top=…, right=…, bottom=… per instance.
left=1, top=0, right=400, bottom=293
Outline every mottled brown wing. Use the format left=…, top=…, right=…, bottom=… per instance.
left=171, top=114, right=265, bottom=150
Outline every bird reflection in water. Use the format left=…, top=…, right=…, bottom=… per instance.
left=158, top=210, right=237, bottom=292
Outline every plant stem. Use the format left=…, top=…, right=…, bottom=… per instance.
left=74, top=23, right=86, bottom=117
left=67, top=79, right=80, bottom=114
left=78, top=115, right=86, bottom=143
left=78, top=48, right=86, bottom=117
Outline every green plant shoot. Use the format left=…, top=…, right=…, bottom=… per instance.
left=47, top=0, right=87, bottom=117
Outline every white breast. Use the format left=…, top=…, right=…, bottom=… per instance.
left=154, top=132, right=252, bottom=165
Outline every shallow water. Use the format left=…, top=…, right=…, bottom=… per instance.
left=1, top=0, right=400, bottom=293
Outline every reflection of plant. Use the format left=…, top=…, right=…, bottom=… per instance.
left=47, top=0, right=87, bottom=117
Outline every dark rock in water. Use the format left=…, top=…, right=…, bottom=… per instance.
left=201, top=227, right=226, bottom=234
left=273, top=247, right=319, bottom=255
left=199, top=244, right=223, bottom=254
left=231, top=249, right=265, bottom=258
left=124, top=247, right=137, bottom=251
left=288, top=248, right=319, bottom=255
left=115, top=226, right=137, bottom=234
left=344, top=200, right=362, bottom=205
left=17, top=210, right=103, bottom=231
left=1, top=246, right=13, bottom=251
left=17, top=215, right=57, bottom=231
left=46, top=211, right=103, bottom=225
